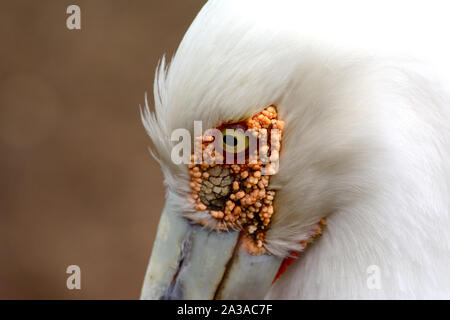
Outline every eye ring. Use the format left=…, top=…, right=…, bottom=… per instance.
left=221, top=128, right=249, bottom=154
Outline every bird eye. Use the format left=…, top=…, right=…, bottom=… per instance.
left=221, top=128, right=249, bottom=154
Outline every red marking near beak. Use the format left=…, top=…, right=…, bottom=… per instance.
left=273, top=219, right=326, bottom=283
left=272, top=251, right=300, bottom=284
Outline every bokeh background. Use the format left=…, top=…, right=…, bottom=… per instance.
left=0, top=0, right=206, bottom=299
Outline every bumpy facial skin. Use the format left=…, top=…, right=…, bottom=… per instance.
left=188, top=106, right=285, bottom=254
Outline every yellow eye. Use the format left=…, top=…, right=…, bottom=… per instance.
left=221, top=128, right=249, bottom=153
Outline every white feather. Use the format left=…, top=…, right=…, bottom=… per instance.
left=142, top=0, right=450, bottom=298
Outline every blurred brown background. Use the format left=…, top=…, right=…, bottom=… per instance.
left=0, top=0, right=206, bottom=299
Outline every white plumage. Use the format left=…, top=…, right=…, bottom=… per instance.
left=142, top=0, right=450, bottom=298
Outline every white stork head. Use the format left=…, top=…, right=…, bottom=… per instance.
left=140, top=0, right=450, bottom=299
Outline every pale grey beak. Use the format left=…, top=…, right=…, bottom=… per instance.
left=140, top=192, right=283, bottom=300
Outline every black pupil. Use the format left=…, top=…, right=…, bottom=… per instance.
left=223, top=135, right=238, bottom=147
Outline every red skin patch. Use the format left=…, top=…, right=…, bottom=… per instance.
left=272, top=251, right=300, bottom=284
left=273, top=220, right=326, bottom=283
